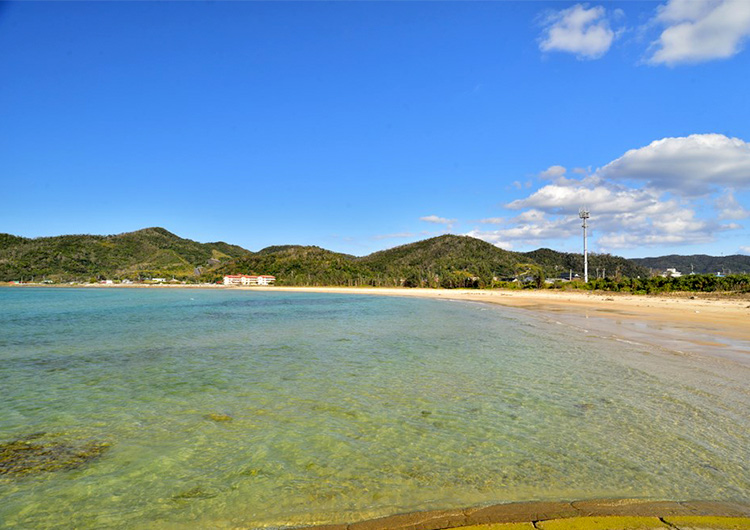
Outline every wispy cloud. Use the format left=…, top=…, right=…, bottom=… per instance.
left=715, top=190, right=750, bottom=220
left=648, top=0, right=750, bottom=65
left=420, top=215, right=456, bottom=230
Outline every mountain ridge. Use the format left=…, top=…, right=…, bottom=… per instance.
left=3, top=228, right=747, bottom=285
left=0, top=227, right=251, bottom=281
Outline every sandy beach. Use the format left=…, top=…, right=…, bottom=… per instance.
left=240, top=286, right=750, bottom=361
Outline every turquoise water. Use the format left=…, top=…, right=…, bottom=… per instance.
left=1, top=288, right=748, bottom=529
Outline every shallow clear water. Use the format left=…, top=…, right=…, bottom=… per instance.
left=1, top=288, right=748, bottom=529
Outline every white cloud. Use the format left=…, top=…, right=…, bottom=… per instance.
left=539, top=165, right=567, bottom=179
left=715, top=190, right=750, bottom=219
left=740, top=246, right=750, bottom=254
left=480, top=217, right=506, bottom=224
left=515, top=185, right=717, bottom=250
left=539, top=4, right=616, bottom=59
left=506, top=176, right=671, bottom=216
left=648, top=0, right=750, bottom=65
left=420, top=215, right=456, bottom=229
left=420, top=215, right=455, bottom=224
left=464, top=230, right=514, bottom=250
left=468, top=214, right=578, bottom=250
left=492, top=135, right=747, bottom=251
left=597, top=134, right=750, bottom=195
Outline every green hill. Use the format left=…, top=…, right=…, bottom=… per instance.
left=214, top=245, right=370, bottom=286
left=521, top=248, right=649, bottom=280
left=215, top=234, right=645, bottom=288
left=358, top=235, right=522, bottom=287
left=0, top=227, right=250, bottom=282
left=630, top=254, right=750, bottom=275
left=1, top=228, right=664, bottom=287
left=215, top=235, right=524, bottom=288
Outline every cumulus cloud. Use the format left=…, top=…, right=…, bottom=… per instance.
left=481, top=132, right=750, bottom=251
left=740, top=246, right=750, bottom=254
left=597, top=134, right=750, bottom=195
left=468, top=213, right=578, bottom=250
left=499, top=174, right=719, bottom=249
left=480, top=217, right=506, bottom=224
left=539, top=4, right=617, bottom=59
left=648, top=0, right=750, bottom=65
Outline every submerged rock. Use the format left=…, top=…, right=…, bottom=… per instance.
left=172, top=486, right=217, bottom=500
left=204, top=413, right=233, bottom=422
left=0, top=435, right=110, bottom=476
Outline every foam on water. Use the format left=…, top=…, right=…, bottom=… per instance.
left=1, top=288, right=748, bottom=529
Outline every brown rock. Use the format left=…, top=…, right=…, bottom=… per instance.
left=464, top=501, right=577, bottom=524
left=571, top=499, right=692, bottom=517
left=348, top=508, right=467, bottom=530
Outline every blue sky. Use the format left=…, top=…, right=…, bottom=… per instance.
left=1, top=1, right=749, bottom=258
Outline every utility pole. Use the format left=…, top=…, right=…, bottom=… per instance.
left=579, top=208, right=590, bottom=283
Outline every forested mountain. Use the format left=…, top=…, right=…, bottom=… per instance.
left=215, top=245, right=371, bottom=286
left=521, top=248, right=649, bottom=279
left=215, top=235, right=645, bottom=287
left=631, top=254, right=750, bottom=275
left=215, top=235, right=525, bottom=288
left=0, top=227, right=250, bottom=281
left=6, top=228, right=738, bottom=287
left=359, top=235, right=521, bottom=287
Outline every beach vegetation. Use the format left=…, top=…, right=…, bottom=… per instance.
left=567, top=274, right=750, bottom=294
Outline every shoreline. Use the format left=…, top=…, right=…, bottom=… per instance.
left=241, top=286, right=750, bottom=361
left=292, top=498, right=750, bottom=530
left=6, top=283, right=750, bottom=359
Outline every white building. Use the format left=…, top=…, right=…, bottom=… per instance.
left=662, top=268, right=682, bottom=278
left=224, top=274, right=276, bottom=286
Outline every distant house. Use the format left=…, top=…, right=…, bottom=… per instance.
left=662, top=268, right=682, bottom=278
left=223, top=274, right=276, bottom=286
left=223, top=274, right=243, bottom=285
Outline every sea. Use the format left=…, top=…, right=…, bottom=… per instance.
left=1, top=287, right=748, bottom=529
